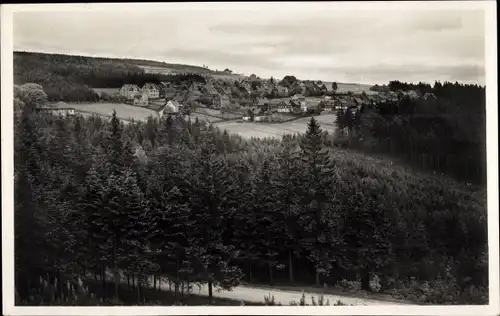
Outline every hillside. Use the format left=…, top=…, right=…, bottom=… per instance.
left=16, top=51, right=212, bottom=74
left=13, top=51, right=206, bottom=101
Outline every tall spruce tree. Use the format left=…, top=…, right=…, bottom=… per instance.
left=299, top=117, right=336, bottom=285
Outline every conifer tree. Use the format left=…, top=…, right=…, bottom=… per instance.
left=299, top=117, right=336, bottom=285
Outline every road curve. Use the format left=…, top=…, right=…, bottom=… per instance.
left=180, top=282, right=408, bottom=306
left=106, top=269, right=408, bottom=306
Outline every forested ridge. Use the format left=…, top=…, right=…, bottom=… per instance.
left=336, top=81, right=487, bottom=185
left=14, top=83, right=488, bottom=306
left=14, top=51, right=206, bottom=102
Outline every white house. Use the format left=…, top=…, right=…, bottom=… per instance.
left=119, top=84, right=141, bottom=100
left=142, top=83, right=161, bottom=99
left=242, top=116, right=252, bottom=121
left=159, top=100, right=182, bottom=118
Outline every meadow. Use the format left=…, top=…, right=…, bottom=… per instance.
left=54, top=100, right=337, bottom=139
left=215, top=114, right=337, bottom=139
left=196, top=107, right=242, bottom=120
left=92, top=88, right=120, bottom=96
left=322, top=82, right=378, bottom=95
left=52, top=102, right=158, bottom=122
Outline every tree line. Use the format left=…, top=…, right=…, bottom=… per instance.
left=336, top=81, right=486, bottom=185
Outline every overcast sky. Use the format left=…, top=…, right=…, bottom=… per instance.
left=13, top=4, right=486, bottom=85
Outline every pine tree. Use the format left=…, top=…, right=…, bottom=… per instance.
left=118, top=168, right=155, bottom=297
left=77, top=164, right=110, bottom=292
left=299, top=117, right=337, bottom=285
left=106, top=110, right=124, bottom=174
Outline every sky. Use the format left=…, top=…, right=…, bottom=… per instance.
left=12, top=3, right=487, bottom=85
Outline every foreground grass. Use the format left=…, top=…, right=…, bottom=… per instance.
left=20, top=280, right=259, bottom=306
left=21, top=279, right=355, bottom=306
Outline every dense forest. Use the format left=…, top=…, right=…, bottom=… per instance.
left=336, top=81, right=487, bottom=185
left=14, top=83, right=488, bottom=306
left=14, top=52, right=206, bottom=102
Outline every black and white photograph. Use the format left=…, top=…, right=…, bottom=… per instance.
left=1, top=1, right=498, bottom=315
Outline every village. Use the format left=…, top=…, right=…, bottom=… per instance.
left=92, top=74, right=437, bottom=123
left=41, top=72, right=438, bottom=135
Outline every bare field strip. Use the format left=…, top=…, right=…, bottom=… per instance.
left=92, top=88, right=120, bottom=95
left=53, top=102, right=158, bottom=122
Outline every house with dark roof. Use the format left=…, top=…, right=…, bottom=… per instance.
left=142, top=83, right=161, bottom=99
left=290, top=94, right=306, bottom=108
left=119, top=84, right=141, bottom=100
left=159, top=100, right=183, bottom=117
left=239, top=81, right=253, bottom=94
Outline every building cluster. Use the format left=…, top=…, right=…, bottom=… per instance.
left=115, top=76, right=337, bottom=112
left=109, top=76, right=437, bottom=121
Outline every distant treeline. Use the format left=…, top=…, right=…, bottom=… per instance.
left=14, top=52, right=206, bottom=101
left=337, top=81, right=486, bottom=184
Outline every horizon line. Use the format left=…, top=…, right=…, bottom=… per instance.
left=14, top=49, right=485, bottom=88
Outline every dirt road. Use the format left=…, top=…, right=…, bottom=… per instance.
left=177, top=282, right=408, bottom=306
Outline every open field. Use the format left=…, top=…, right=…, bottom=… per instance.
left=322, top=82, right=378, bottom=95
left=197, top=107, right=242, bottom=120
left=214, top=114, right=337, bottom=139
left=52, top=102, right=158, bottom=122
left=140, top=65, right=181, bottom=75
left=190, top=112, right=224, bottom=124
left=50, top=101, right=335, bottom=138
left=138, top=64, right=211, bottom=75
left=92, top=88, right=120, bottom=96
left=196, top=107, right=223, bottom=116
left=211, top=73, right=245, bottom=81
left=313, top=113, right=337, bottom=128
